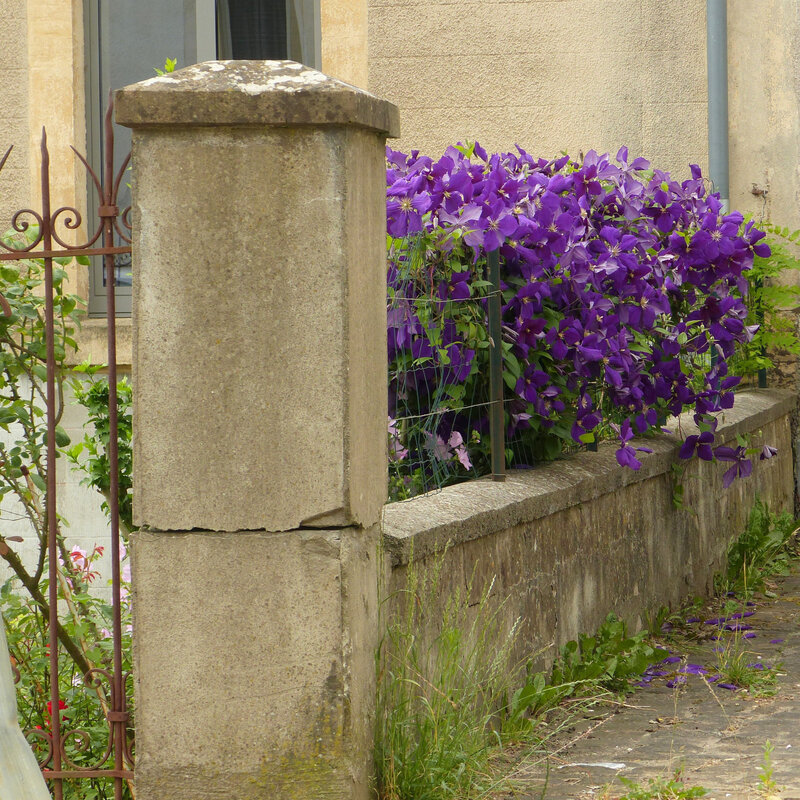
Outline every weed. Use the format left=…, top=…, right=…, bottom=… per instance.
left=375, top=554, right=667, bottom=800
left=644, top=599, right=704, bottom=638
left=374, top=552, right=531, bottom=800
left=552, top=614, right=669, bottom=694
left=719, top=497, right=799, bottom=597
left=756, top=739, right=782, bottom=799
left=713, top=643, right=780, bottom=697
left=612, top=770, right=707, bottom=799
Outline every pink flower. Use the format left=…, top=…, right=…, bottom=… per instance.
left=70, top=546, right=88, bottom=570
left=448, top=431, right=472, bottom=470
left=388, top=416, right=408, bottom=461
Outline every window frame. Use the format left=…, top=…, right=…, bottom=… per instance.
left=84, top=0, right=320, bottom=317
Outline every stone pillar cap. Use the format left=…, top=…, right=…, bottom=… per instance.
left=115, top=60, right=400, bottom=137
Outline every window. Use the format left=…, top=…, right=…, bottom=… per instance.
left=83, top=0, right=321, bottom=316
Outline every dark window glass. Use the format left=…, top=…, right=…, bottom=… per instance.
left=218, top=0, right=287, bottom=60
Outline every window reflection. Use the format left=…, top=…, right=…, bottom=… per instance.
left=216, top=0, right=318, bottom=66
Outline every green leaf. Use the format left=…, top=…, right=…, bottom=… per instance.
left=55, top=426, right=71, bottom=447
left=30, top=473, right=46, bottom=492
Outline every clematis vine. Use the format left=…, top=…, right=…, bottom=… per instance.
left=386, top=140, right=772, bottom=499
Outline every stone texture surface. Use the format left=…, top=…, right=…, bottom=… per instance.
left=0, top=0, right=28, bottom=228
left=130, top=526, right=380, bottom=800
left=116, top=60, right=399, bottom=136
left=125, top=71, right=391, bottom=532
left=728, top=1, right=800, bottom=423
left=26, top=0, right=90, bottom=301
left=368, top=0, right=707, bottom=179
left=729, top=1, right=800, bottom=232
left=511, top=572, right=800, bottom=800
left=69, top=317, right=132, bottom=368
left=322, top=0, right=369, bottom=88
left=383, top=391, right=796, bottom=670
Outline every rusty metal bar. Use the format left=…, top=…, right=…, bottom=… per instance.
left=44, top=770, right=134, bottom=780
left=102, top=98, right=126, bottom=800
left=0, top=245, right=131, bottom=262
left=41, top=127, right=64, bottom=800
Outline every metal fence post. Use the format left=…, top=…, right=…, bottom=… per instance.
left=755, top=276, right=768, bottom=388
left=486, top=249, right=506, bottom=481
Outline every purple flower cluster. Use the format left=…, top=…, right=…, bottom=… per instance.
left=386, top=142, right=769, bottom=485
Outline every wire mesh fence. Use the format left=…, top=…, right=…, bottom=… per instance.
left=386, top=231, right=770, bottom=503
left=387, top=236, right=499, bottom=501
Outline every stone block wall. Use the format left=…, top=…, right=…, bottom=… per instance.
left=382, top=390, right=796, bottom=669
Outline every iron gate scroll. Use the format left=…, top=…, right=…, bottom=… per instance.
left=0, top=103, right=133, bottom=800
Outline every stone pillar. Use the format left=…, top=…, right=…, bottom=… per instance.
left=116, top=61, right=398, bottom=800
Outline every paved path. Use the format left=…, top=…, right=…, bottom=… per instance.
left=507, top=573, right=800, bottom=800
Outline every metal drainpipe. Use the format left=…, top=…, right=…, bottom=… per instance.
left=707, top=0, right=729, bottom=213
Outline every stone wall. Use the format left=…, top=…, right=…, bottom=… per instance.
left=368, top=0, right=708, bottom=180
left=382, top=390, right=796, bottom=668
left=0, top=0, right=29, bottom=224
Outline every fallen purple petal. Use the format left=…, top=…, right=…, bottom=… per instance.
left=724, top=623, right=752, bottom=632
left=679, top=664, right=707, bottom=675
left=718, top=683, right=738, bottom=691
left=706, top=674, right=722, bottom=682
left=686, top=616, right=700, bottom=623
left=770, top=638, right=784, bottom=644
left=666, top=677, right=687, bottom=688
left=746, top=663, right=764, bottom=670
left=743, top=632, right=757, bottom=639
left=660, top=656, right=683, bottom=664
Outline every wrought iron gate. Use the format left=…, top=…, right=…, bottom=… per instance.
left=0, top=102, right=133, bottom=800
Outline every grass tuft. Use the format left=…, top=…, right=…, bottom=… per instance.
left=374, top=553, right=529, bottom=800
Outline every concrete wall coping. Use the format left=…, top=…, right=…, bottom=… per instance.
left=382, top=389, right=797, bottom=567
left=115, top=60, right=400, bottom=136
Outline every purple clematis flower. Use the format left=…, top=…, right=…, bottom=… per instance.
left=387, top=181, right=431, bottom=237
left=464, top=198, right=519, bottom=252
left=679, top=430, right=715, bottom=461
left=385, top=141, right=771, bottom=495
left=714, top=445, right=753, bottom=489
left=679, top=664, right=707, bottom=675
left=612, top=419, right=654, bottom=471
